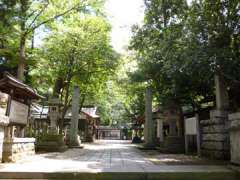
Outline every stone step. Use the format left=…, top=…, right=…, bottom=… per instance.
left=0, top=171, right=238, bottom=180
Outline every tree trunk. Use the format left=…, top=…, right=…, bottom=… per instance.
left=17, top=0, right=28, bottom=81
left=59, top=74, right=72, bottom=134
left=79, top=93, right=86, bottom=111
left=17, top=35, right=26, bottom=81
left=53, top=77, right=64, bottom=98
left=59, top=50, right=75, bottom=134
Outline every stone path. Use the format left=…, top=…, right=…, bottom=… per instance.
left=0, top=140, right=238, bottom=179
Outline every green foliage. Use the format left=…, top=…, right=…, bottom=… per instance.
left=30, top=15, right=117, bottom=92
left=37, top=132, right=65, bottom=145
left=0, top=0, right=106, bottom=80
left=28, top=12, right=120, bottom=126
left=130, top=0, right=240, bottom=109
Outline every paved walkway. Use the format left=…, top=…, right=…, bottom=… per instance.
left=0, top=140, right=238, bottom=179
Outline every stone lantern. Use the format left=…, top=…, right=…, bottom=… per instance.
left=48, top=98, right=62, bottom=130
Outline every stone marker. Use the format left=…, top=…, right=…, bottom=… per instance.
left=157, top=118, right=163, bottom=143
left=200, top=75, right=230, bottom=159
left=228, top=112, right=240, bottom=165
left=69, top=85, right=81, bottom=147
left=144, top=87, right=155, bottom=148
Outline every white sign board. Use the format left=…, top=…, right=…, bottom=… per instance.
left=9, top=100, right=29, bottom=124
left=185, top=117, right=197, bottom=135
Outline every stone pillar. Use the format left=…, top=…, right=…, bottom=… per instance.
left=0, top=126, right=4, bottom=162
left=215, top=75, right=229, bottom=111
left=144, top=87, right=154, bottom=148
left=201, top=110, right=230, bottom=159
left=0, top=115, right=9, bottom=162
left=200, top=74, right=230, bottom=159
left=229, top=112, right=240, bottom=165
left=69, top=86, right=81, bottom=147
left=157, top=119, right=164, bottom=142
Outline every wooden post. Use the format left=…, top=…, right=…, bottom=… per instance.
left=196, top=114, right=201, bottom=156
left=185, top=135, right=188, bottom=154
left=184, top=116, right=188, bottom=154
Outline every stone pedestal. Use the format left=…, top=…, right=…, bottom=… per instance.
left=228, top=112, right=240, bottom=165
left=158, top=109, right=184, bottom=153
left=200, top=110, right=230, bottom=159
left=36, top=133, right=67, bottom=152
left=200, top=75, right=230, bottom=159
left=69, top=86, right=81, bottom=147
left=2, top=138, right=35, bottom=162
left=144, top=88, right=155, bottom=148
left=0, top=115, right=9, bottom=162
left=160, top=136, right=185, bottom=153
left=0, top=126, right=4, bottom=162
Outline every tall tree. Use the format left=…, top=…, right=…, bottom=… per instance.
left=30, top=15, right=119, bottom=132
left=130, top=0, right=240, bottom=109
left=1, top=0, right=105, bottom=81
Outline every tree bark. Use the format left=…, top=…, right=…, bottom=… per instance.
left=17, top=34, right=26, bottom=81
left=59, top=52, right=75, bottom=134
left=59, top=74, right=72, bottom=134
left=17, top=0, right=28, bottom=81
left=53, top=77, right=64, bottom=98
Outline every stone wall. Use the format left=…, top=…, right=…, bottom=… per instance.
left=200, top=110, right=230, bottom=160
left=0, top=126, right=4, bottom=162
left=228, top=112, right=240, bottom=165
left=2, top=138, right=35, bottom=162
left=0, top=114, right=9, bottom=162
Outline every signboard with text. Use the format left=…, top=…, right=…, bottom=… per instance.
left=9, top=100, right=29, bottom=124
left=185, top=117, right=197, bottom=135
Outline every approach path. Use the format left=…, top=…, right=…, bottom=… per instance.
left=0, top=140, right=238, bottom=179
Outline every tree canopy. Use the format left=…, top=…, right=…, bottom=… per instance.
left=0, top=0, right=240, bottom=128
left=129, top=0, right=240, bottom=110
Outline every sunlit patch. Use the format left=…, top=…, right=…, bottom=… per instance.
left=148, top=158, right=181, bottom=163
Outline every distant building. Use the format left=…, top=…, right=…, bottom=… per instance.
left=96, top=126, right=121, bottom=140
left=31, top=104, right=100, bottom=142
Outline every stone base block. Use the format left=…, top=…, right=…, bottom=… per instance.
left=36, top=133, right=68, bottom=152
left=159, top=136, right=185, bottom=153
left=230, top=129, right=240, bottom=165
left=132, top=136, right=142, bottom=144
left=2, top=138, right=35, bottom=163
left=0, top=126, right=4, bottom=162
left=85, top=135, right=94, bottom=143
left=200, top=110, right=230, bottom=160
left=68, top=135, right=81, bottom=147
left=229, top=112, right=240, bottom=165
left=36, top=141, right=68, bottom=152
left=201, top=149, right=230, bottom=160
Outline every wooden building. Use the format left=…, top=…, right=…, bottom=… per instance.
left=0, top=73, right=42, bottom=162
